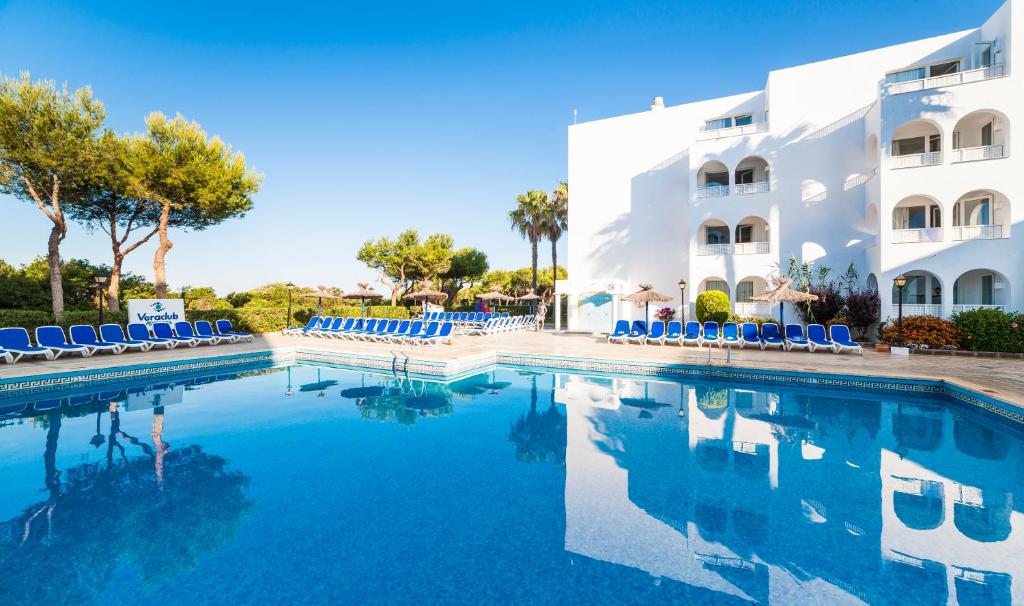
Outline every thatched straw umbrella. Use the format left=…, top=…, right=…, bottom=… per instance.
left=404, top=280, right=448, bottom=316
left=517, top=288, right=542, bottom=315
left=476, top=287, right=514, bottom=312
left=751, top=277, right=819, bottom=325
left=622, top=283, right=674, bottom=325
left=299, top=285, right=341, bottom=317
left=342, top=283, right=383, bottom=320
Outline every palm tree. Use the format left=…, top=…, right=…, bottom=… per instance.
left=508, top=190, right=548, bottom=291
left=544, top=181, right=568, bottom=285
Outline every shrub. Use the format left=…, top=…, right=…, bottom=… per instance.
left=880, top=315, right=959, bottom=349
left=796, top=283, right=845, bottom=325
left=695, top=291, right=730, bottom=325
left=654, top=307, right=676, bottom=323
left=952, top=308, right=1024, bottom=353
left=728, top=315, right=775, bottom=328
left=845, top=289, right=880, bottom=340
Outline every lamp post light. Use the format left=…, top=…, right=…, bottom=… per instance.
left=94, top=273, right=110, bottom=325
left=286, top=282, right=295, bottom=330
left=677, top=278, right=687, bottom=321
left=893, top=274, right=908, bottom=347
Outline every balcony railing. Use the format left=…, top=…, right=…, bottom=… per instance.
left=890, top=151, right=942, bottom=168
left=952, top=304, right=1004, bottom=313
left=886, top=64, right=1006, bottom=95
left=695, top=243, right=730, bottom=256
left=733, top=241, right=770, bottom=255
left=892, top=227, right=943, bottom=243
left=953, top=144, right=1005, bottom=163
left=696, top=121, right=768, bottom=141
left=733, top=181, right=770, bottom=195
left=695, top=241, right=770, bottom=256
left=952, top=224, right=1004, bottom=241
left=892, top=304, right=942, bottom=317
left=734, top=302, right=773, bottom=317
left=695, top=185, right=730, bottom=199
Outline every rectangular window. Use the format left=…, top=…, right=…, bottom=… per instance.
left=974, top=42, right=994, bottom=68
left=928, top=134, right=941, bottom=153
left=733, top=114, right=753, bottom=126
left=704, top=171, right=729, bottom=188
left=982, top=122, right=993, bottom=146
left=705, top=117, right=732, bottom=131
left=894, top=137, right=925, bottom=156
left=735, top=168, right=754, bottom=184
left=907, top=205, right=927, bottom=229
left=736, top=224, right=753, bottom=243
left=929, top=60, right=960, bottom=77
left=736, top=281, right=754, bottom=303
left=705, top=280, right=729, bottom=295
left=886, top=67, right=926, bottom=83
left=705, top=226, right=729, bottom=244
left=982, top=275, right=993, bottom=305
left=929, top=205, right=942, bottom=228
left=961, top=197, right=991, bottom=226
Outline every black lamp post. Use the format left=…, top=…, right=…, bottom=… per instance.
left=677, top=278, right=687, bottom=321
left=286, top=282, right=295, bottom=329
left=893, top=274, right=908, bottom=347
left=94, top=273, right=110, bottom=325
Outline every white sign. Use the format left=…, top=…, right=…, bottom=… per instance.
left=127, top=298, right=186, bottom=328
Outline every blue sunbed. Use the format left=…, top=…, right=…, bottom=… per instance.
left=70, top=325, right=125, bottom=355
left=759, top=323, right=785, bottom=350
left=807, top=324, right=835, bottom=353
left=702, top=322, right=721, bottom=347
left=785, top=324, right=810, bottom=351
left=607, top=320, right=630, bottom=344
left=739, top=323, right=760, bottom=348
left=128, top=323, right=176, bottom=349
left=829, top=324, right=863, bottom=355
left=721, top=322, right=740, bottom=346
left=216, top=319, right=254, bottom=342
left=99, top=324, right=151, bottom=352
left=36, top=326, right=91, bottom=358
left=153, top=322, right=197, bottom=346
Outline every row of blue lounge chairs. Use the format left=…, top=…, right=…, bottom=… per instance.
left=422, top=311, right=511, bottom=325
left=0, top=320, right=252, bottom=364
left=607, top=320, right=863, bottom=354
left=283, top=316, right=455, bottom=345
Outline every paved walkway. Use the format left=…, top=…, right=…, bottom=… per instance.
left=3, top=330, right=1023, bottom=409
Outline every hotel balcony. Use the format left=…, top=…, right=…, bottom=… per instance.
left=694, top=241, right=770, bottom=256
left=732, top=181, right=770, bottom=195
left=951, top=224, right=1005, bottom=241
left=696, top=121, right=768, bottom=141
left=952, top=144, right=1005, bottom=163
left=695, top=185, right=730, bottom=199
left=890, top=151, right=941, bottom=169
left=952, top=304, right=1004, bottom=313
left=892, top=227, right=943, bottom=243
left=891, top=304, right=942, bottom=317
left=884, top=64, right=1006, bottom=95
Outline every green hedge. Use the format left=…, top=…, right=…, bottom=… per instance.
left=695, top=291, right=730, bottom=325
left=952, top=308, right=1024, bottom=353
left=0, top=305, right=419, bottom=335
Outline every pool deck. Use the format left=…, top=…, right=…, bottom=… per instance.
left=2, top=330, right=1024, bottom=410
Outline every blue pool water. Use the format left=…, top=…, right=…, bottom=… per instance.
left=1, top=363, right=1022, bottom=605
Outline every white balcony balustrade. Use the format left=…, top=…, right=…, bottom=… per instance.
left=696, top=121, right=768, bottom=141
left=695, top=241, right=769, bottom=256
left=953, top=144, right=1005, bottom=163
left=734, top=302, right=773, bottom=317
left=952, top=304, right=1005, bottom=313
left=952, top=224, right=1004, bottom=241
left=891, top=304, right=942, bottom=317
left=892, top=228, right=943, bottom=243
left=891, top=151, right=942, bottom=168
left=696, top=243, right=731, bottom=256
left=695, top=185, right=730, bottom=199
left=885, top=65, right=1006, bottom=95
left=733, top=241, right=770, bottom=255
left=733, top=181, right=770, bottom=195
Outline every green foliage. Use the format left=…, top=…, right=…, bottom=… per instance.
left=508, top=189, right=549, bottom=289
left=0, top=256, right=151, bottom=310
left=439, top=247, right=489, bottom=300
left=844, top=289, right=881, bottom=339
left=695, top=290, right=730, bottom=325
left=357, top=229, right=454, bottom=303
left=729, top=315, right=774, bottom=328
left=952, top=308, right=1024, bottom=353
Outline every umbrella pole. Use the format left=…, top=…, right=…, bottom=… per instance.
left=361, top=298, right=365, bottom=322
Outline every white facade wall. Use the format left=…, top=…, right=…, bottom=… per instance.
left=562, top=0, right=1022, bottom=332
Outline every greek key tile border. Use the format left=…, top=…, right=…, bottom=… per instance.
left=0, top=351, right=291, bottom=399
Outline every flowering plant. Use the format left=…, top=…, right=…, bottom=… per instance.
left=654, top=307, right=676, bottom=322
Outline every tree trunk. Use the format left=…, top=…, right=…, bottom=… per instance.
left=107, top=254, right=124, bottom=312
left=550, top=237, right=558, bottom=288
left=153, top=203, right=173, bottom=298
left=530, top=238, right=539, bottom=291
left=47, top=219, right=66, bottom=321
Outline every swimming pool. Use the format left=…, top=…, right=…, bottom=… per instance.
left=1, top=362, right=1021, bottom=604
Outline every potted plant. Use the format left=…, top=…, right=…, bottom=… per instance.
left=654, top=306, right=676, bottom=327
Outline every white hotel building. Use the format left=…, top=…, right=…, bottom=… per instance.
left=557, top=0, right=1022, bottom=332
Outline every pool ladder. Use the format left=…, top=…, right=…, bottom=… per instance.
left=391, top=350, right=411, bottom=376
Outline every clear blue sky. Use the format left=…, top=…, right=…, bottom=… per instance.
left=0, top=0, right=1003, bottom=294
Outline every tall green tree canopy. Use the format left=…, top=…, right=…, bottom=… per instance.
left=357, top=229, right=454, bottom=304
left=138, top=112, right=262, bottom=297
left=508, top=190, right=548, bottom=291
left=544, top=181, right=568, bottom=286
left=0, top=73, right=106, bottom=319
left=439, top=247, right=488, bottom=301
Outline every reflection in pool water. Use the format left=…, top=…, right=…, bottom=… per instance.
left=0, top=364, right=1022, bottom=604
